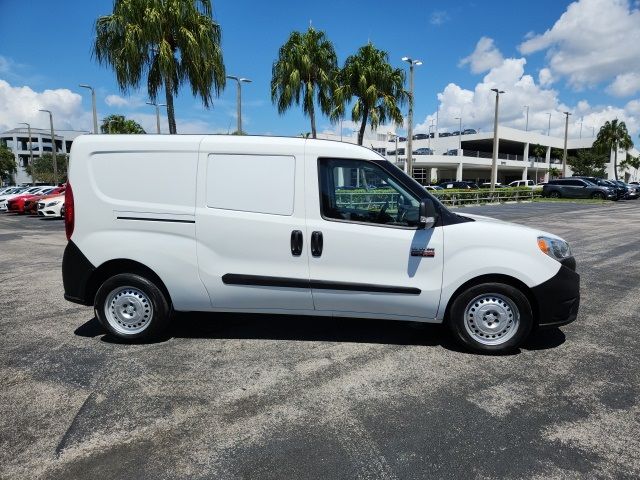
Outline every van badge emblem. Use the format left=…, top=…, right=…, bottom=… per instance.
left=411, top=248, right=435, bottom=257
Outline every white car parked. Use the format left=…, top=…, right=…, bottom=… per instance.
left=62, top=135, right=580, bottom=353
left=37, top=194, right=65, bottom=218
left=508, top=180, right=538, bottom=188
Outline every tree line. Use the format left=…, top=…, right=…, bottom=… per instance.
left=92, top=1, right=406, bottom=144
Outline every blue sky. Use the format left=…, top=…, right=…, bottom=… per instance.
left=1, top=0, right=639, bottom=140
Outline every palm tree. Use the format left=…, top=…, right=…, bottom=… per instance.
left=593, top=119, right=633, bottom=180
left=332, top=43, right=406, bottom=145
left=100, top=114, right=146, bottom=134
left=94, top=0, right=225, bottom=134
left=271, top=27, right=337, bottom=138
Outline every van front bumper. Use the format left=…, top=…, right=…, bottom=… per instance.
left=531, top=260, right=580, bottom=328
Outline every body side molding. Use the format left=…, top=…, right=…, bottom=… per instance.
left=221, top=274, right=420, bottom=295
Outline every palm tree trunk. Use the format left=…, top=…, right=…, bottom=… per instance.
left=165, top=81, right=177, bottom=134
left=613, top=144, right=618, bottom=180
left=309, top=101, right=317, bottom=139
left=357, top=108, right=369, bottom=146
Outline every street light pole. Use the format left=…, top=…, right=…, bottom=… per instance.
left=428, top=119, right=435, bottom=151
left=226, top=75, right=252, bottom=135
left=562, top=111, right=571, bottom=177
left=388, top=132, right=399, bottom=167
left=547, top=113, right=552, bottom=136
left=402, top=57, right=422, bottom=178
left=524, top=105, right=529, bottom=131
left=490, top=88, right=505, bottom=191
left=18, top=122, right=35, bottom=185
left=79, top=84, right=98, bottom=134
left=579, top=117, right=583, bottom=139
left=146, top=101, right=167, bottom=134
left=455, top=116, right=462, bottom=152
left=38, top=109, right=57, bottom=185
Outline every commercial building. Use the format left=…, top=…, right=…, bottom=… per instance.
left=318, top=126, right=640, bottom=184
left=1, top=128, right=86, bottom=185
left=2, top=125, right=638, bottom=186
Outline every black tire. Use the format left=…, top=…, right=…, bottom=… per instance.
left=94, top=273, right=171, bottom=341
left=591, top=192, right=605, bottom=200
left=447, top=282, right=533, bottom=354
left=549, top=191, right=561, bottom=198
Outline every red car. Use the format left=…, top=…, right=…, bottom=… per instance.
left=7, top=186, right=57, bottom=214
left=24, top=186, right=66, bottom=215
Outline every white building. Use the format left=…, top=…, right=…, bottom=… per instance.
left=1, top=128, right=86, bottom=185
left=2, top=125, right=637, bottom=186
left=318, top=126, right=640, bottom=184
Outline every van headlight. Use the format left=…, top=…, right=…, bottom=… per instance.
left=537, top=236, right=572, bottom=261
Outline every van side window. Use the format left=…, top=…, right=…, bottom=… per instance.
left=318, top=158, right=420, bottom=227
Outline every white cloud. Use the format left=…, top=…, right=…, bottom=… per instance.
left=0, top=56, right=13, bottom=74
left=0, top=78, right=230, bottom=135
left=539, top=68, right=554, bottom=87
left=430, top=10, right=450, bottom=26
left=105, top=94, right=131, bottom=107
left=0, top=79, right=92, bottom=132
left=519, top=0, right=640, bottom=95
left=606, top=72, right=640, bottom=97
left=104, top=93, right=146, bottom=108
left=416, top=54, right=640, bottom=139
left=625, top=98, right=640, bottom=114
left=459, top=37, right=504, bottom=74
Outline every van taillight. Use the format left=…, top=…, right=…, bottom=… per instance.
left=65, top=183, right=74, bottom=240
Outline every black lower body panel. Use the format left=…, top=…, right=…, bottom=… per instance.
left=531, top=262, right=580, bottom=328
left=62, top=240, right=96, bottom=306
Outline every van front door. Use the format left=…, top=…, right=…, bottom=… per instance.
left=306, top=157, right=443, bottom=319
left=195, top=138, right=313, bottom=312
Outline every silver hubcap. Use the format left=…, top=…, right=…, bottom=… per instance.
left=463, top=293, right=520, bottom=345
left=104, top=286, right=153, bottom=335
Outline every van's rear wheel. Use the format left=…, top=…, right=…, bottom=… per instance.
left=549, top=191, right=561, bottom=198
left=448, top=283, right=532, bottom=353
left=95, top=273, right=170, bottom=340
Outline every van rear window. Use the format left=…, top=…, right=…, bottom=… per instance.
left=206, top=154, right=295, bottom=216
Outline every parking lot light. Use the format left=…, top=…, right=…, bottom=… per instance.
left=79, top=84, right=98, bottom=134
left=402, top=57, right=422, bottom=178
left=18, top=122, right=35, bottom=186
left=38, top=109, right=57, bottom=185
left=562, top=111, right=571, bottom=177
left=490, top=89, right=505, bottom=191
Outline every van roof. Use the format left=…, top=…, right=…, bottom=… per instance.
left=70, top=134, right=385, bottom=159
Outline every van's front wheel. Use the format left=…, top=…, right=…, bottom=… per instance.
left=448, top=283, right=532, bottom=353
left=95, top=273, right=170, bottom=341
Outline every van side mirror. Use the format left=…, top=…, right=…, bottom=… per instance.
left=419, top=199, right=436, bottom=229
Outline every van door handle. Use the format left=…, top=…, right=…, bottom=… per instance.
left=291, top=230, right=303, bottom=256
left=311, top=231, right=323, bottom=257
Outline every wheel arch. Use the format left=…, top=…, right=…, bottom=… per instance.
left=86, top=259, right=173, bottom=307
left=443, top=274, right=538, bottom=326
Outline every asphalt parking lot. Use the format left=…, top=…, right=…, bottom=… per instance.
left=1, top=201, right=639, bottom=479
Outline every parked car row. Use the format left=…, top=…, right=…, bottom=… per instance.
left=389, top=130, right=479, bottom=142
left=542, top=177, right=639, bottom=200
left=0, top=185, right=66, bottom=218
left=436, top=180, right=540, bottom=190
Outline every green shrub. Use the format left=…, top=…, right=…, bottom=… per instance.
left=432, top=187, right=538, bottom=205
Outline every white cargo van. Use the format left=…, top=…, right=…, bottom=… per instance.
left=62, top=135, right=579, bottom=353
